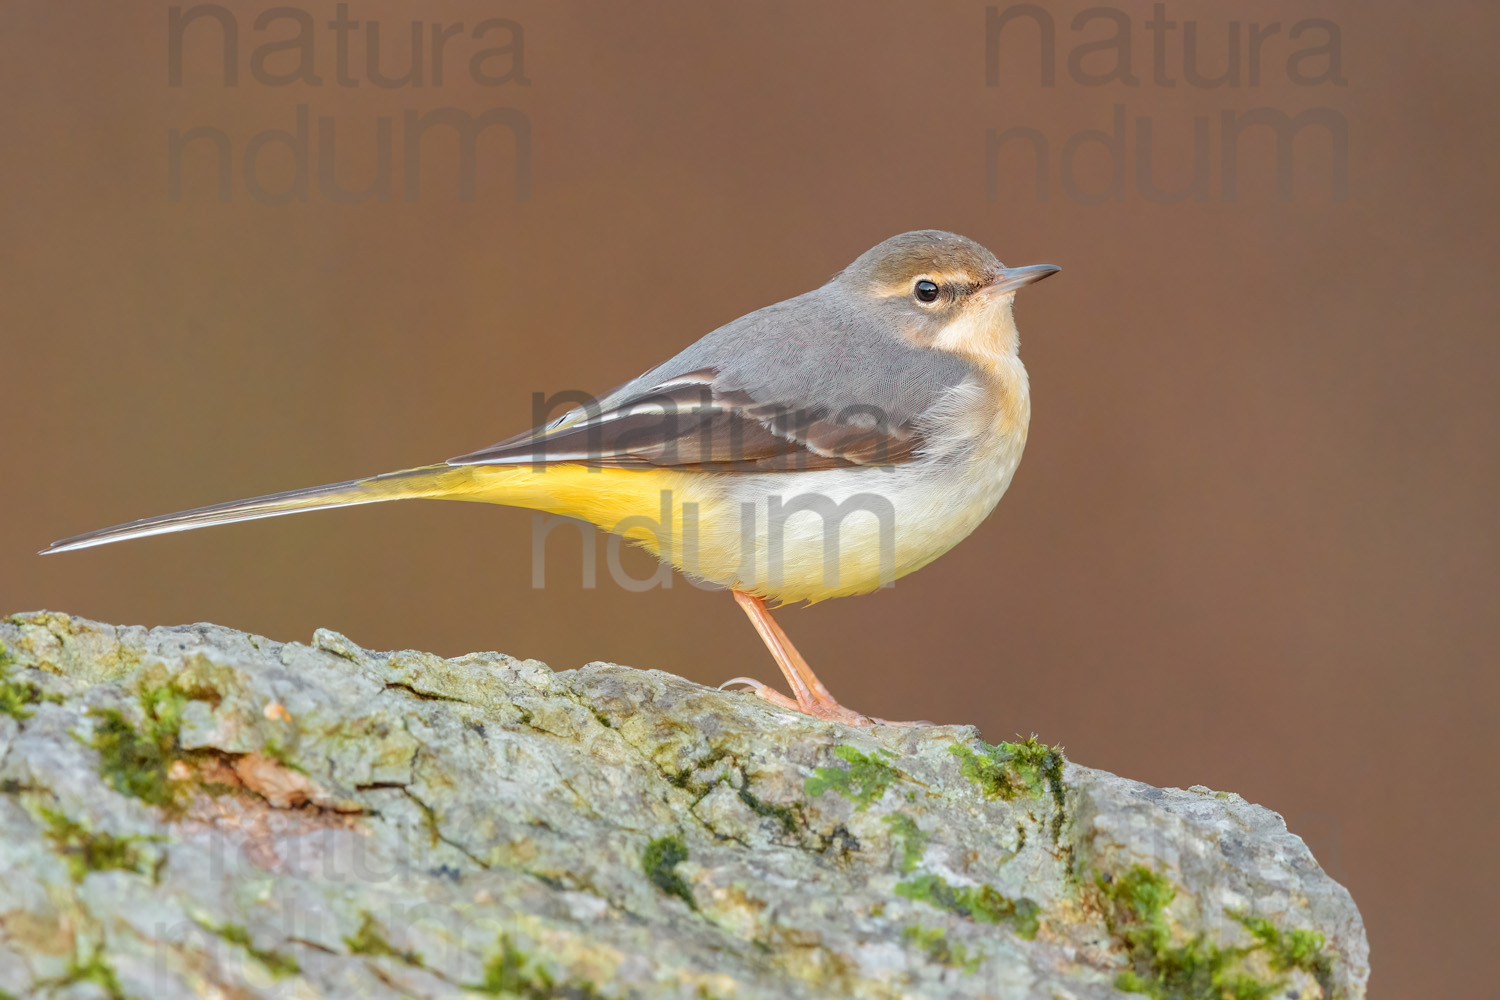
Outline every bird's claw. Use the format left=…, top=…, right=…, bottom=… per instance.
left=720, top=676, right=933, bottom=727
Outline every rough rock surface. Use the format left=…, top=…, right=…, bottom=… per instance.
left=0, top=612, right=1368, bottom=999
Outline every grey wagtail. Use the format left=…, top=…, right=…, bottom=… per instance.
left=43, top=230, right=1059, bottom=726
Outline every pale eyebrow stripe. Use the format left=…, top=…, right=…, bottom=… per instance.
left=872, top=272, right=980, bottom=297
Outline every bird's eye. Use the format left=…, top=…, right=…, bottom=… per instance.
left=914, top=279, right=940, bottom=303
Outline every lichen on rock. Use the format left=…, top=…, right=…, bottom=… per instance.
left=0, top=611, right=1369, bottom=999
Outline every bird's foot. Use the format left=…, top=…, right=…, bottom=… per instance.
left=720, top=677, right=931, bottom=727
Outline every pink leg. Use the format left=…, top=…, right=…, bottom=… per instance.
left=730, top=592, right=926, bottom=727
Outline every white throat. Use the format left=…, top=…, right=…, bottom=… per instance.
left=930, top=293, right=1020, bottom=362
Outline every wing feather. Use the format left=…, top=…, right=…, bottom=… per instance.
left=448, top=370, right=923, bottom=472
left=450, top=287, right=975, bottom=474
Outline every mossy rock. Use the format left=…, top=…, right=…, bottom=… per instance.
left=0, top=612, right=1368, bottom=999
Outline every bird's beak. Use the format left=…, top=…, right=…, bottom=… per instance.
left=989, top=263, right=1061, bottom=294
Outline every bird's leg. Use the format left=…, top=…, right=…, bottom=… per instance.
left=731, top=591, right=877, bottom=726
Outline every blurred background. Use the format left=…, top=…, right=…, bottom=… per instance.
left=2, top=2, right=1495, bottom=994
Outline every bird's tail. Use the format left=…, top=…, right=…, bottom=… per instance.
left=40, top=464, right=476, bottom=555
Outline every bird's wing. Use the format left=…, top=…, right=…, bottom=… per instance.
left=451, top=287, right=978, bottom=473
left=447, top=368, right=924, bottom=472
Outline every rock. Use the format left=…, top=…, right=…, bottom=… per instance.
left=0, top=611, right=1368, bottom=999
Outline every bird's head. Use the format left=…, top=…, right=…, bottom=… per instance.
left=838, top=230, right=1059, bottom=358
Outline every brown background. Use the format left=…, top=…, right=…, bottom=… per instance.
left=2, top=2, right=1495, bottom=995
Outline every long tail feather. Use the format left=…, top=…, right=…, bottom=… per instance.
left=40, top=464, right=471, bottom=555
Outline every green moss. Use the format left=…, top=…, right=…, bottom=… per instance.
left=141, top=683, right=193, bottom=734
left=902, top=924, right=984, bottom=973
left=804, top=745, right=900, bottom=810
left=666, top=748, right=730, bottom=791
left=1099, top=866, right=1247, bottom=999
left=199, top=920, right=300, bottom=979
left=0, top=650, right=60, bottom=720
left=949, top=736, right=1064, bottom=803
left=895, top=873, right=1040, bottom=938
left=81, top=682, right=250, bottom=810
left=471, top=934, right=603, bottom=998
left=642, top=834, right=696, bottom=909
left=86, top=709, right=176, bottom=807
left=950, top=736, right=1068, bottom=838
left=39, top=808, right=163, bottom=883
left=83, top=683, right=198, bottom=809
left=1099, top=866, right=1334, bottom=1000
left=737, top=781, right=801, bottom=836
left=1234, top=913, right=1334, bottom=992
left=882, top=812, right=929, bottom=874
left=472, top=934, right=548, bottom=996
left=60, top=948, right=129, bottom=999
left=344, top=912, right=424, bottom=966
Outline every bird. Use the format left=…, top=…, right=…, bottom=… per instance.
left=42, top=230, right=1058, bottom=727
